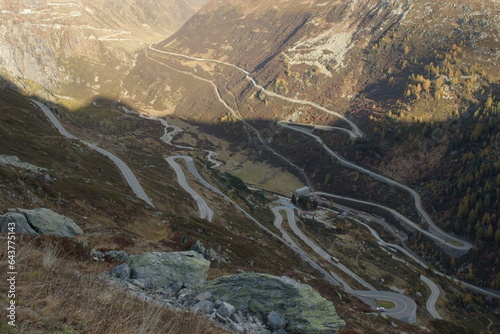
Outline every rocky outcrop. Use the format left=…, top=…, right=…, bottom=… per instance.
left=91, top=249, right=129, bottom=262
left=0, top=0, right=209, bottom=96
left=127, top=251, right=210, bottom=288
left=18, top=208, right=83, bottom=237
left=196, top=273, right=345, bottom=333
left=109, top=253, right=345, bottom=333
left=0, top=208, right=83, bottom=238
left=190, top=240, right=226, bottom=262
left=0, top=211, right=39, bottom=235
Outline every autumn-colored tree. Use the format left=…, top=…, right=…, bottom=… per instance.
left=485, top=224, right=493, bottom=239
left=423, top=79, right=431, bottom=92
left=495, top=228, right=500, bottom=243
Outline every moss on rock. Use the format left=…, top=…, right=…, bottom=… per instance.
left=198, top=273, right=345, bottom=333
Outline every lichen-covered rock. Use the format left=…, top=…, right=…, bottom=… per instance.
left=0, top=208, right=83, bottom=237
left=218, top=301, right=236, bottom=318
left=127, top=251, right=210, bottom=288
left=197, top=273, right=345, bottom=333
left=92, top=249, right=129, bottom=262
left=267, top=311, right=286, bottom=330
left=0, top=212, right=39, bottom=235
left=17, top=208, right=83, bottom=237
left=110, top=263, right=131, bottom=280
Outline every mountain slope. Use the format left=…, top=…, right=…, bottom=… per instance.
left=0, top=0, right=209, bottom=99
left=131, top=0, right=500, bottom=289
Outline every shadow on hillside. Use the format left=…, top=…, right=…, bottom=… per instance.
left=1, top=72, right=499, bottom=288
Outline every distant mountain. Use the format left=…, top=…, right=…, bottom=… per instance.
left=0, top=0, right=209, bottom=99
left=132, top=0, right=500, bottom=288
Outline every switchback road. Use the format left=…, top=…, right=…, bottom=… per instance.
left=166, top=156, right=214, bottom=221
left=33, top=100, right=154, bottom=207
left=271, top=206, right=417, bottom=323
left=147, top=45, right=471, bottom=254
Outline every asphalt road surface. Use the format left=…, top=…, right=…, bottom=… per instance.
left=272, top=206, right=417, bottom=323
left=32, top=100, right=154, bottom=207
left=166, top=156, right=214, bottom=221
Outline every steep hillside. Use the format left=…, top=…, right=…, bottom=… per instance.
left=0, top=0, right=208, bottom=100
left=130, top=0, right=500, bottom=288
left=1, top=0, right=500, bottom=332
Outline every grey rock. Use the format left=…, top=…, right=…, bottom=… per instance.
left=127, top=251, right=210, bottom=288
left=273, top=330, right=287, bottom=334
left=191, top=240, right=206, bottom=254
left=218, top=301, right=236, bottom=318
left=196, top=291, right=213, bottom=301
left=191, top=240, right=222, bottom=262
left=267, top=311, right=286, bottom=330
left=231, top=312, right=243, bottom=324
left=195, top=273, right=345, bottom=333
left=131, top=279, right=146, bottom=289
left=110, top=263, right=131, bottom=280
left=193, top=300, right=214, bottom=314
left=107, top=250, right=129, bottom=262
left=253, top=316, right=263, bottom=326
left=228, top=320, right=245, bottom=333
left=216, top=313, right=228, bottom=323
left=0, top=211, right=39, bottom=235
left=126, top=282, right=142, bottom=291
left=91, top=249, right=104, bottom=261
left=205, top=248, right=218, bottom=261
left=17, top=208, right=83, bottom=237
left=171, top=281, right=183, bottom=293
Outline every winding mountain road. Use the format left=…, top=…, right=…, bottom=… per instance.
left=348, top=214, right=443, bottom=319
left=272, top=206, right=417, bottom=323
left=32, top=100, right=154, bottom=207
left=149, top=44, right=363, bottom=138
left=278, top=119, right=472, bottom=252
left=146, top=45, right=471, bottom=255
left=315, top=191, right=471, bottom=253
left=420, top=275, right=443, bottom=319
left=166, top=156, right=214, bottom=221
left=144, top=48, right=314, bottom=191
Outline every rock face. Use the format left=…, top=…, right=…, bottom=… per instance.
left=197, top=273, right=345, bottom=333
left=127, top=251, right=210, bottom=288
left=110, top=263, right=131, bottom=280
left=109, top=253, right=345, bottom=333
left=0, top=208, right=83, bottom=238
left=18, top=208, right=83, bottom=237
left=0, top=0, right=210, bottom=95
left=91, top=249, right=129, bottom=262
left=0, top=211, right=39, bottom=235
left=190, top=240, right=226, bottom=262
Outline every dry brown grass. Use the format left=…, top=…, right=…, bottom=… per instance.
left=0, top=237, right=227, bottom=334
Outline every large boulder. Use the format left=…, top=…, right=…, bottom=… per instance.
left=0, top=212, right=39, bottom=235
left=196, top=273, right=345, bottom=333
left=0, top=208, right=83, bottom=238
left=127, top=251, right=210, bottom=288
left=17, top=208, right=83, bottom=237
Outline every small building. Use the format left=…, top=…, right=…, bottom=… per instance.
left=293, top=186, right=311, bottom=198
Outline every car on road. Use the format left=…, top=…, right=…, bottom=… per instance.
left=376, top=307, right=385, bottom=312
